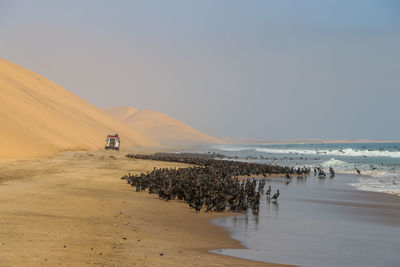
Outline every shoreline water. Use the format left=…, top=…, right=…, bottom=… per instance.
left=210, top=173, right=400, bottom=267
left=191, top=142, right=400, bottom=196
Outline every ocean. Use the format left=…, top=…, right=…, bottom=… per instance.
left=202, top=142, right=400, bottom=196
left=210, top=174, right=400, bottom=267
left=189, top=142, right=400, bottom=266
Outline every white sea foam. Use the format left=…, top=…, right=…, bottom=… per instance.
left=320, top=158, right=350, bottom=169
left=217, top=146, right=253, bottom=152
left=349, top=175, right=400, bottom=196
left=319, top=159, right=382, bottom=175
left=215, top=144, right=400, bottom=196
left=254, top=147, right=400, bottom=158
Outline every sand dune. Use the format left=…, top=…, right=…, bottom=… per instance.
left=104, top=106, right=139, bottom=121
left=0, top=58, right=157, bottom=159
left=104, top=106, right=221, bottom=148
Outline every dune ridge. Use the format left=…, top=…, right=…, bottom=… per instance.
left=0, top=58, right=158, bottom=159
left=104, top=106, right=221, bottom=148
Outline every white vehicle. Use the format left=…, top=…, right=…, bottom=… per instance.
left=105, top=134, right=120, bottom=151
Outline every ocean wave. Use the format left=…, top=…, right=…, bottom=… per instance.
left=318, top=159, right=383, bottom=175
left=349, top=176, right=400, bottom=196
left=320, top=158, right=351, bottom=168
left=254, top=147, right=400, bottom=158
left=217, top=146, right=253, bottom=152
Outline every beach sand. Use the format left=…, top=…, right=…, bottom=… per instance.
left=0, top=151, right=290, bottom=266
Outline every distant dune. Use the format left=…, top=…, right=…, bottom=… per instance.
left=104, top=106, right=139, bottom=121
left=104, top=106, right=222, bottom=148
left=0, top=58, right=158, bottom=159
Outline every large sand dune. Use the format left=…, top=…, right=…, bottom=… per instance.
left=0, top=58, right=157, bottom=159
left=104, top=106, right=221, bottom=148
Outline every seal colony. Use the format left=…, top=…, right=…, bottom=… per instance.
left=122, top=153, right=311, bottom=214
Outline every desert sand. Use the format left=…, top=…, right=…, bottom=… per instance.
left=0, top=58, right=223, bottom=160
left=0, top=58, right=158, bottom=160
left=0, top=151, right=289, bottom=267
left=104, top=106, right=222, bottom=148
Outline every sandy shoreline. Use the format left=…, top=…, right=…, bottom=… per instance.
left=0, top=151, right=290, bottom=266
left=213, top=173, right=400, bottom=266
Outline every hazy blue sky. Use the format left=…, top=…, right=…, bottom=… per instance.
left=1, top=0, right=400, bottom=140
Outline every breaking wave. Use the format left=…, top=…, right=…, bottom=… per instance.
left=320, top=158, right=350, bottom=169
left=217, top=146, right=253, bottom=152
left=349, top=174, right=400, bottom=196
left=254, top=147, right=400, bottom=158
left=212, top=143, right=400, bottom=196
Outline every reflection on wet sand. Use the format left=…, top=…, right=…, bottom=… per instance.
left=212, top=174, right=400, bottom=267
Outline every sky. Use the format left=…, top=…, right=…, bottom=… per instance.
left=1, top=0, right=400, bottom=140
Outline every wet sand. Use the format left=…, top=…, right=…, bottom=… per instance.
left=0, top=151, right=289, bottom=266
left=212, top=174, right=400, bottom=267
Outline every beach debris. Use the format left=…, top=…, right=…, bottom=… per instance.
left=0, top=243, right=4, bottom=246
left=160, top=253, right=164, bottom=256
